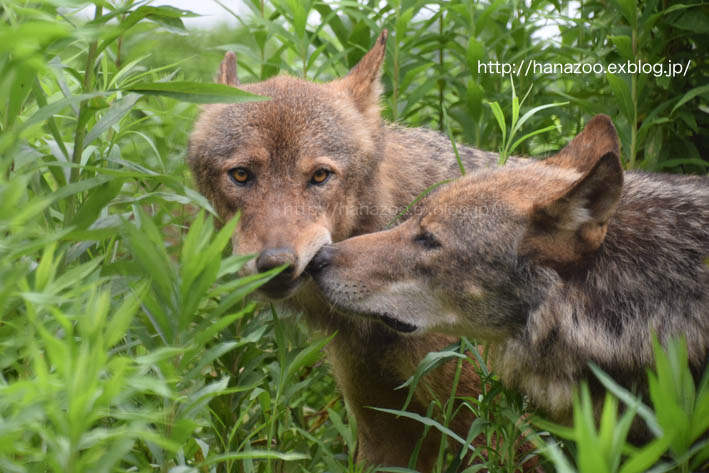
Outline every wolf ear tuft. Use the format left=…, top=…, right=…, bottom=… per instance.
left=338, top=30, right=388, bottom=114
left=217, top=51, right=239, bottom=87
left=521, top=151, right=624, bottom=268
left=545, top=114, right=620, bottom=173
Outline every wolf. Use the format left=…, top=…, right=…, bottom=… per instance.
left=308, top=114, right=709, bottom=434
left=188, top=32, right=531, bottom=470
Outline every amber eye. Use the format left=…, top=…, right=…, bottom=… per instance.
left=310, top=168, right=331, bottom=185
left=229, top=167, right=251, bottom=186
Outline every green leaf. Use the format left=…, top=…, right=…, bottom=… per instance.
left=0, top=21, right=71, bottom=55
left=466, top=37, right=485, bottom=72
left=539, top=440, right=578, bottom=473
left=96, top=5, right=196, bottom=55
left=398, top=350, right=467, bottom=411
left=125, top=82, right=269, bottom=104
left=376, top=468, right=420, bottom=473
left=511, top=79, right=520, bottom=131
left=369, top=407, right=474, bottom=451
left=610, top=35, right=634, bottom=61
left=105, top=282, right=149, bottom=347
left=396, top=8, right=415, bottom=40
left=574, top=386, right=609, bottom=473
left=200, top=450, right=309, bottom=465
left=442, top=107, right=466, bottom=175
left=465, top=80, right=485, bottom=120
left=386, top=179, right=453, bottom=228
left=612, top=0, right=637, bottom=27
left=511, top=102, right=568, bottom=140
left=283, top=332, right=336, bottom=386
left=285, top=0, right=308, bottom=39
left=48, top=256, right=102, bottom=295
left=312, top=3, right=348, bottom=45
left=400, top=63, right=435, bottom=93
left=486, top=100, right=506, bottom=147
left=674, top=10, right=709, bottom=33
left=124, top=209, right=174, bottom=313
left=658, top=158, right=708, bottom=170
left=21, top=92, right=110, bottom=131
left=606, top=73, right=634, bottom=121
left=184, top=342, right=240, bottom=380
left=509, top=124, right=557, bottom=155
left=84, top=93, right=141, bottom=147
left=5, top=63, right=34, bottom=130
left=619, top=436, right=673, bottom=473
left=135, top=347, right=184, bottom=365
left=71, top=178, right=123, bottom=230
left=671, top=84, right=709, bottom=114
left=34, top=243, right=58, bottom=291
left=192, top=304, right=258, bottom=347
left=589, top=363, right=662, bottom=436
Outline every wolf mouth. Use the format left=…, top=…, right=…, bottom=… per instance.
left=260, top=273, right=307, bottom=300
left=329, top=301, right=419, bottom=333
left=377, top=313, right=418, bottom=333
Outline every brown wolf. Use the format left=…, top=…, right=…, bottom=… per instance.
left=188, top=32, right=531, bottom=470
left=308, top=114, right=709, bottom=436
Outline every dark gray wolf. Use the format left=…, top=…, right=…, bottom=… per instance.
left=188, top=32, right=535, bottom=470
left=309, top=114, right=709, bottom=434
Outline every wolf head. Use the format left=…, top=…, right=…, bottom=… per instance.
left=188, top=32, right=389, bottom=298
left=308, top=115, right=623, bottom=336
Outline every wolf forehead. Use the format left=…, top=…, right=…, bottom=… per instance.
left=189, top=76, right=375, bottom=166
left=425, top=164, right=584, bottom=216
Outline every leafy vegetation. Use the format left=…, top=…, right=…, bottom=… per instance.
left=0, top=1, right=707, bottom=472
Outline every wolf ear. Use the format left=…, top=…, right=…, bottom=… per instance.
left=217, top=51, right=239, bottom=86
left=521, top=151, right=624, bottom=268
left=544, top=114, right=620, bottom=173
left=337, top=30, right=388, bottom=114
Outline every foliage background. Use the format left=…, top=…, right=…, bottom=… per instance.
left=0, top=0, right=707, bottom=472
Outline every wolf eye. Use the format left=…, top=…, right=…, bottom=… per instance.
left=229, top=167, right=251, bottom=186
left=414, top=231, right=441, bottom=250
left=310, top=168, right=331, bottom=185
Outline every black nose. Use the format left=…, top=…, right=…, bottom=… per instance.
left=256, top=248, right=297, bottom=279
left=307, top=245, right=335, bottom=276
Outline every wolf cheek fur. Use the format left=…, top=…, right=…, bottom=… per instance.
left=310, top=114, right=709, bottom=435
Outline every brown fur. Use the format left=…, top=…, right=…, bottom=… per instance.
left=188, top=33, right=530, bottom=470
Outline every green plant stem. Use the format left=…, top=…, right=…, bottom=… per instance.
left=438, top=10, right=445, bottom=132
left=630, top=23, right=638, bottom=168
left=266, top=391, right=280, bottom=473
left=392, top=24, right=400, bottom=121
left=436, top=342, right=464, bottom=472
left=64, top=4, right=103, bottom=227
left=259, top=1, right=266, bottom=80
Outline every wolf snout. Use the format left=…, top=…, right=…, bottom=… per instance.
left=306, top=245, right=336, bottom=276
left=255, top=247, right=304, bottom=299
left=256, top=248, right=298, bottom=286
left=257, top=247, right=297, bottom=279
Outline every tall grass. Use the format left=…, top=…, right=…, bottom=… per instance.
left=1, top=1, right=707, bottom=472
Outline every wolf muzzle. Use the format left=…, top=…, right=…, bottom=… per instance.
left=306, top=245, right=335, bottom=276
left=257, top=247, right=302, bottom=298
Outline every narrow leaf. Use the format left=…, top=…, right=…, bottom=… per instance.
left=126, top=82, right=269, bottom=104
